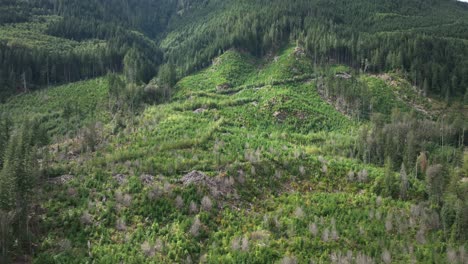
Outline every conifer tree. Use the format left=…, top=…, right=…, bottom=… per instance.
left=426, top=164, right=444, bottom=205
left=0, top=115, right=12, bottom=168
left=0, top=121, right=39, bottom=257
left=382, top=157, right=395, bottom=198
left=399, top=163, right=408, bottom=200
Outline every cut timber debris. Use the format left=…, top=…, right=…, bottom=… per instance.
left=48, top=174, right=74, bottom=185
left=193, top=108, right=207, bottom=114
left=216, top=83, right=231, bottom=92
left=140, top=174, right=155, bottom=185
left=336, top=72, right=352, bottom=79
left=273, top=111, right=288, bottom=122
left=180, top=170, right=235, bottom=198
left=293, top=46, right=305, bottom=57
left=113, top=174, right=127, bottom=185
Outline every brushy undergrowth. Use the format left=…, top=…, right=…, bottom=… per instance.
left=2, top=46, right=464, bottom=264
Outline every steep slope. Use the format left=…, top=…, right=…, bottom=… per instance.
left=2, top=0, right=468, bottom=101
left=0, top=0, right=163, bottom=101
left=161, top=0, right=468, bottom=99
left=1, top=1, right=467, bottom=263
left=0, top=78, right=110, bottom=137
left=1, top=47, right=461, bottom=263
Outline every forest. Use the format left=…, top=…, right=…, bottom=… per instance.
left=0, top=0, right=467, bottom=263
left=1, top=0, right=468, bottom=100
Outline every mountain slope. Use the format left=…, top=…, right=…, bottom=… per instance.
left=1, top=47, right=464, bottom=263
left=0, top=1, right=467, bottom=263
left=1, top=0, right=468, bottom=100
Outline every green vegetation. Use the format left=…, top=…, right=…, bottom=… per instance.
left=162, top=0, right=468, bottom=99
left=1, top=46, right=466, bottom=263
left=0, top=78, right=110, bottom=138
left=0, top=0, right=467, bottom=262
left=2, top=0, right=468, bottom=101
left=0, top=0, right=162, bottom=101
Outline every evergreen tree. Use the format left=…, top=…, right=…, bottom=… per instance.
left=158, top=63, right=176, bottom=88
left=0, top=210, right=13, bottom=263
left=107, top=73, right=126, bottom=103
left=422, top=78, right=429, bottom=96
left=123, top=47, right=158, bottom=85
left=405, top=130, right=416, bottom=168
left=453, top=193, right=468, bottom=241
left=464, top=89, right=468, bottom=106
left=123, top=48, right=138, bottom=84
left=425, top=164, right=445, bottom=205
left=382, top=157, right=395, bottom=198
left=0, top=121, right=40, bottom=257
left=0, top=115, right=12, bottom=168
left=399, top=163, right=408, bottom=200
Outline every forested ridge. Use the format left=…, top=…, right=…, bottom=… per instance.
left=0, top=0, right=467, bottom=263
left=1, top=0, right=468, bottom=101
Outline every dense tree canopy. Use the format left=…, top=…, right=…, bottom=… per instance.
left=0, top=0, right=467, bottom=100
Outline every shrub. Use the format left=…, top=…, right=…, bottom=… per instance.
left=116, top=218, right=127, bottom=231
left=322, top=227, right=330, bottom=242
left=80, top=211, right=94, bottom=225
left=148, top=186, right=162, bottom=200
left=189, top=201, right=198, bottom=214
left=201, top=196, right=213, bottom=211
left=141, top=241, right=155, bottom=257
left=116, top=190, right=132, bottom=207
left=381, top=249, right=391, bottom=264
left=231, top=237, right=241, bottom=251
left=190, top=217, right=201, bottom=236
left=425, top=164, right=445, bottom=204
left=281, top=256, right=298, bottom=264
left=175, top=195, right=184, bottom=209
left=241, top=236, right=249, bottom=252
left=385, top=213, right=393, bottom=233
left=294, top=207, right=304, bottom=218
left=309, top=222, right=319, bottom=237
